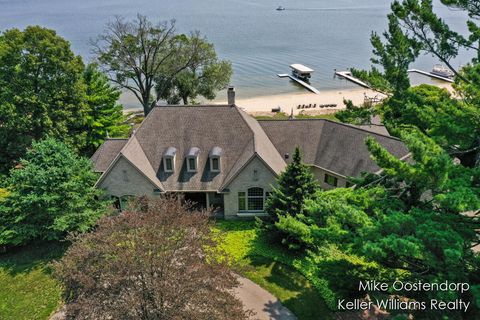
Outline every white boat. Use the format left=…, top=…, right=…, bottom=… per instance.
left=276, top=6, right=285, bottom=11
left=431, top=64, right=454, bottom=78
left=290, top=64, right=314, bottom=81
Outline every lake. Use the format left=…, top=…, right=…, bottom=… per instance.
left=0, top=0, right=473, bottom=105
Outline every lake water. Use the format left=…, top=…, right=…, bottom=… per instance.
left=0, top=0, right=473, bottom=106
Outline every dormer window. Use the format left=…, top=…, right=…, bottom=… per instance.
left=186, top=147, right=200, bottom=173
left=209, top=147, right=222, bottom=173
left=163, top=147, right=177, bottom=173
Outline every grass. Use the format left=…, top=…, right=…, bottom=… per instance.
left=0, top=241, right=68, bottom=320
left=0, top=221, right=333, bottom=320
left=214, top=220, right=333, bottom=320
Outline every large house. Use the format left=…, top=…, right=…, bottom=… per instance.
left=91, top=104, right=409, bottom=219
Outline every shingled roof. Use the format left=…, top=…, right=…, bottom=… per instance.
left=129, top=105, right=285, bottom=192
left=92, top=106, right=410, bottom=192
left=259, top=119, right=410, bottom=177
left=91, top=138, right=128, bottom=172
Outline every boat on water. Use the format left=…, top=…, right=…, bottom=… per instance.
left=276, top=6, right=286, bottom=11
left=290, top=64, right=314, bottom=82
left=431, top=64, right=454, bottom=78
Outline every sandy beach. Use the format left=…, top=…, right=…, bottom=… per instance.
left=123, top=87, right=386, bottom=116
left=230, top=88, right=384, bottom=116
left=123, top=81, right=453, bottom=116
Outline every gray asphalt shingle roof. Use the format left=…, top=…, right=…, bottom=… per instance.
left=91, top=138, right=128, bottom=172
left=259, top=119, right=409, bottom=177
left=92, top=107, right=410, bottom=192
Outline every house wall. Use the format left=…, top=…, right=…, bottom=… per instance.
left=98, top=156, right=159, bottom=198
left=311, top=166, right=347, bottom=190
left=223, top=156, right=278, bottom=219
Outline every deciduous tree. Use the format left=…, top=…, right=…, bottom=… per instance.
left=54, top=197, right=250, bottom=320
left=93, top=15, right=222, bottom=115
left=155, top=33, right=232, bottom=105
left=0, top=26, right=87, bottom=173
left=0, top=138, right=107, bottom=247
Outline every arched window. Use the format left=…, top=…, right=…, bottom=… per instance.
left=238, top=187, right=265, bottom=212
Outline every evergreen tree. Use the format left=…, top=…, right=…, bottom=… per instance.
left=263, top=146, right=320, bottom=249
left=83, top=63, right=129, bottom=155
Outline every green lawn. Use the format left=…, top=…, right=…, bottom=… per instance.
left=0, top=241, right=68, bottom=320
left=214, top=220, right=333, bottom=320
left=0, top=221, right=334, bottom=320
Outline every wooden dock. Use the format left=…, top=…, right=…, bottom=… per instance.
left=335, top=71, right=371, bottom=88
left=408, top=69, right=454, bottom=83
left=288, top=75, right=320, bottom=94
left=277, top=74, right=320, bottom=94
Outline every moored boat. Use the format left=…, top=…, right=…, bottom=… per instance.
left=431, top=64, right=454, bottom=78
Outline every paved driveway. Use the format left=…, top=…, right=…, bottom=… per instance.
left=234, top=276, right=297, bottom=320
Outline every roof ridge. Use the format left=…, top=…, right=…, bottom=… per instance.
left=258, top=118, right=399, bottom=141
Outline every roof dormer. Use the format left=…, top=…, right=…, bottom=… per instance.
left=186, top=147, right=200, bottom=173
left=163, top=147, right=177, bottom=173
left=209, top=147, right=223, bottom=172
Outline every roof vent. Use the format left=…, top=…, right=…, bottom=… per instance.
left=284, top=153, right=290, bottom=159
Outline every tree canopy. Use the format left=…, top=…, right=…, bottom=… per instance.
left=0, top=26, right=87, bottom=173
left=155, top=33, right=232, bottom=105
left=82, top=63, right=129, bottom=155
left=0, top=138, right=107, bottom=247
left=93, top=15, right=232, bottom=115
left=0, top=26, right=129, bottom=173
left=54, top=197, right=250, bottom=320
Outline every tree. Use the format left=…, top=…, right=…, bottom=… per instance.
left=370, top=14, right=421, bottom=98
left=93, top=15, right=214, bottom=115
left=53, top=197, right=250, bottom=320
left=0, top=138, right=107, bottom=247
left=83, top=63, right=130, bottom=155
left=155, top=34, right=232, bottom=105
left=391, top=0, right=479, bottom=80
left=0, top=26, right=88, bottom=173
left=263, top=147, right=320, bottom=249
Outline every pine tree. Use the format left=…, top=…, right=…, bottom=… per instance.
left=83, top=63, right=129, bottom=155
left=262, top=146, right=320, bottom=249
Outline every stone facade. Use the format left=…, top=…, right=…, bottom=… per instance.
left=222, top=156, right=278, bottom=219
left=97, top=156, right=159, bottom=198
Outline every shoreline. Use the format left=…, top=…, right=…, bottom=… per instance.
left=122, top=81, right=453, bottom=116
left=123, top=87, right=385, bottom=115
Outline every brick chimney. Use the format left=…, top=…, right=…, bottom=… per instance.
left=227, top=86, right=235, bottom=105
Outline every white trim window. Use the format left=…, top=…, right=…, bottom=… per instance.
left=186, top=147, right=200, bottom=173
left=209, top=146, right=222, bottom=173
left=238, top=187, right=267, bottom=212
left=163, top=147, right=177, bottom=173
left=210, top=156, right=220, bottom=172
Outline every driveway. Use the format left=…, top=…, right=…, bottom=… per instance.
left=234, top=276, right=297, bottom=320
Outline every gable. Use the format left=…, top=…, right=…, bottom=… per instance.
left=97, top=156, right=159, bottom=197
